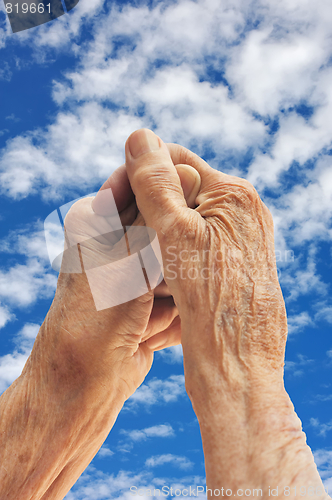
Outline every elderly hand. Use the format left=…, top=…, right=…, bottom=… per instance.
left=46, top=162, right=200, bottom=402
left=125, top=129, right=329, bottom=499
left=1, top=129, right=328, bottom=500
left=125, top=129, right=285, bottom=385
left=0, top=155, right=202, bottom=500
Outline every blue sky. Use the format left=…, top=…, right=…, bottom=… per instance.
left=0, top=0, right=332, bottom=497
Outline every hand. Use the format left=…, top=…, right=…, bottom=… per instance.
left=42, top=161, right=201, bottom=403
left=0, top=157, right=202, bottom=500
left=124, top=129, right=328, bottom=497
left=124, top=129, right=286, bottom=390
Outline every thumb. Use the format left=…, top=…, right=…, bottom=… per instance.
left=125, top=129, right=198, bottom=237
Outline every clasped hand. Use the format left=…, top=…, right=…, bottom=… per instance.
left=51, top=128, right=286, bottom=404
left=1, top=129, right=328, bottom=500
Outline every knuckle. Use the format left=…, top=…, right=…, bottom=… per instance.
left=236, top=179, right=260, bottom=201
left=219, top=181, right=260, bottom=211
left=211, top=174, right=261, bottom=207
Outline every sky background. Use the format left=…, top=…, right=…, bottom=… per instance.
left=0, top=0, right=332, bottom=497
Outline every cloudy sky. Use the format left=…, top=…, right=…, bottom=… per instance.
left=0, top=0, right=332, bottom=497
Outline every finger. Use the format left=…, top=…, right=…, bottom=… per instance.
left=167, top=142, right=259, bottom=206
left=141, top=297, right=178, bottom=342
left=85, top=200, right=138, bottom=249
left=125, top=129, right=201, bottom=238
left=175, top=164, right=201, bottom=208
left=129, top=164, right=201, bottom=230
left=92, top=159, right=200, bottom=234
left=92, top=165, right=135, bottom=215
left=167, top=143, right=213, bottom=179
left=145, top=316, right=181, bottom=351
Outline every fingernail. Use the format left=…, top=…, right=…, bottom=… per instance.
left=176, top=165, right=201, bottom=208
left=128, top=129, right=161, bottom=159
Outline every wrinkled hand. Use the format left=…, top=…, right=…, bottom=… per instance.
left=125, top=129, right=287, bottom=396
left=45, top=162, right=200, bottom=402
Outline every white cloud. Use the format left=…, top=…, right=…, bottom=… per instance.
left=0, top=0, right=105, bottom=53
left=279, top=246, right=328, bottom=302
left=314, top=448, right=332, bottom=489
left=0, top=226, right=56, bottom=347
left=157, top=345, right=183, bottom=364
left=0, top=1, right=298, bottom=200
left=324, top=479, right=332, bottom=494
left=0, top=222, right=58, bottom=309
left=14, top=322, right=40, bottom=350
left=121, top=424, right=175, bottom=442
left=5, top=113, right=20, bottom=122
left=227, top=27, right=326, bottom=117
left=0, top=258, right=56, bottom=308
left=0, top=104, right=142, bottom=200
left=0, top=302, right=14, bottom=329
left=267, top=156, right=332, bottom=249
left=130, top=65, right=265, bottom=150
left=0, top=322, right=40, bottom=394
left=0, top=221, right=50, bottom=261
left=0, top=350, right=30, bottom=394
left=315, top=305, right=332, bottom=325
left=315, top=395, right=332, bottom=403
left=287, top=311, right=314, bottom=336
left=145, top=454, right=193, bottom=470
left=64, top=468, right=150, bottom=500
left=96, top=445, right=114, bottom=459
left=310, top=418, right=332, bottom=438
left=126, top=375, right=186, bottom=410
left=284, top=353, right=315, bottom=377
left=17, top=322, right=40, bottom=339
left=0, top=60, right=12, bottom=81
left=64, top=466, right=205, bottom=500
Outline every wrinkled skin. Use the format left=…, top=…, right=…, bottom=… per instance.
left=0, top=129, right=328, bottom=500
left=125, top=137, right=288, bottom=395
left=60, top=137, right=285, bottom=399
left=46, top=162, right=200, bottom=402
left=124, top=130, right=328, bottom=497
left=170, top=154, right=286, bottom=389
